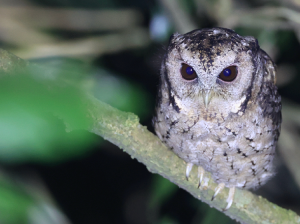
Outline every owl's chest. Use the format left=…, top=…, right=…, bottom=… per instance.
left=155, top=104, right=274, bottom=165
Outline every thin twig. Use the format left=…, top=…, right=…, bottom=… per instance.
left=158, top=0, right=197, bottom=33
left=12, top=28, right=150, bottom=59
left=0, top=7, right=142, bottom=31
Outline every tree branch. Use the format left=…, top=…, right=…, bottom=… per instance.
left=85, top=94, right=299, bottom=224
left=0, top=49, right=299, bottom=224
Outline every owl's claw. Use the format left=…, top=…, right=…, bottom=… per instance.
left=197, top=166, right=205, bottom=188
left=223, top=187, right=235, bottom=211
left=211, top=183, right=225, bottom=201
left=186, top=164, right=235, bottom=210
left=186, top=163, right=194, bottom=180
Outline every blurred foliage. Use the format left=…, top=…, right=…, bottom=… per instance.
left=0, top=179, right=35, bottom=224
left=0, top=173, right=70, bottom=224
left=92, top=68, right=151, bottom=119
left=158, top=216, right=179, bottom=224
left=148, top=175, right=178, bottom=210
left=31, top=0, right=152, bottom=9
left=0, top=65, right=94, bottom=163
left=0, top=57, right=150, bottom=164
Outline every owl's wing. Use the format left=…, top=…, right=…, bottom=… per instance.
left=260, top=49, right=277, bottom=84
left=259, top=50, right=282, bottom=140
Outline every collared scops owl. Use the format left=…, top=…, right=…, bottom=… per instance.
left=153, top=27, right=281, bottom=210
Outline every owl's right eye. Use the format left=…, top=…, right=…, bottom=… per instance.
left=181, top=63, right=197, bottom=80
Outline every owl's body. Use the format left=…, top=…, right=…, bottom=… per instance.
left=154, top=28, right=281, bottom=204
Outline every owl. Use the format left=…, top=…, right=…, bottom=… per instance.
left=153, top=27, right=281, bottom=210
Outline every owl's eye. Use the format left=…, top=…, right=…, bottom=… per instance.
left=181, top=63, right=197, bottom=80
left=218, top=66, right=237, bottom=82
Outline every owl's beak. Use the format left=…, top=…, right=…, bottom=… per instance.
left=203, top=89, right=213, bottom=108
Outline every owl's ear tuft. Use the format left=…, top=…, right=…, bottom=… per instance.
left=244, top=36, right=259, bottom=46
left=168, top=33, right=181, bottom=45
left=244, top=36, right=260, bottom=56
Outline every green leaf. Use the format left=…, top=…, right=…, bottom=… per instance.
left=93, top=69, right=152, bottom=119
left=0, top=68, right=96, bottom=163
left=0, top=180, right=34, bottom=224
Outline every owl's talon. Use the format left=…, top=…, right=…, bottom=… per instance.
left=186, top=163, right=193, bottom=180
left=197, top=166, right=205, bottom=188
left=211, top=183, right=225, bottom=201
left=223, top=187, right=235, bottom=211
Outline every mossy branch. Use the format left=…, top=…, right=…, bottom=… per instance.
left=0, top=49, right=299, bottom=224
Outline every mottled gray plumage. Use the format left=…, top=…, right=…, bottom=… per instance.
left=153, top=27, right=281, bottom=209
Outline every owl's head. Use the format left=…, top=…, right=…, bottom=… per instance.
left=160, top=27, right=276, bottom=119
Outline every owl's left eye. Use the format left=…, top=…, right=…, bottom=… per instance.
left=181, top=63, right=197, bottom=80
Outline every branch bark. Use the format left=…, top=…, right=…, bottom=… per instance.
left=0, top=49, right=299, bottom=224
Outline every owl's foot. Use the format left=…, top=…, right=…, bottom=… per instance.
left=211, top=184, right=235, bottom=210
left=211, top=183, right=225, bottom=201
left=197, top=166, right=205, bottom=188
left=223, top=187, right=235, bottom=211
left=185, top=163, right=194, bottom=180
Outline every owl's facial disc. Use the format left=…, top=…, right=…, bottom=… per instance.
left=180, top=63, right=239, bottom=107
